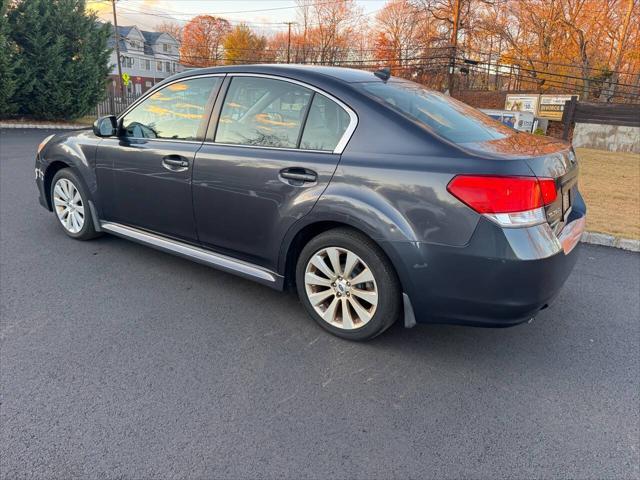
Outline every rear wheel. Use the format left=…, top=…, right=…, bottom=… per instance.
left=296, top=228, right=401, bottom=340
left=50, top=169, right=100, bottom=240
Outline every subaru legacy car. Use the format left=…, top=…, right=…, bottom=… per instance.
left=35, top=65, right=585, bottom=340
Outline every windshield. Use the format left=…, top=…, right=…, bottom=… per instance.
left=357, top=80, right=513, bottom=144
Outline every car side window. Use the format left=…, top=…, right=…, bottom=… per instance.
left=215, top=77, right=313, bottom=148
left=299, top=94, right=351, bottom=152
left=121, top=77, right=221, bottom=140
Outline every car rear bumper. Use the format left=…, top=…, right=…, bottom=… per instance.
left=385, top=191, right=586, bottom=327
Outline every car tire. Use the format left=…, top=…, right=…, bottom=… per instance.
left=50, top=168, right=101, bottom=241
left=296, top=227, right=402, bottom=341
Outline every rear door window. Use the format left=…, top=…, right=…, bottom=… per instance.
left=299, top=94, right=351, bottom=152
left=215, top=77, right=313, bottom=148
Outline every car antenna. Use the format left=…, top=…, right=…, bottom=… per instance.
left=374, top=67, right=391, bottom=82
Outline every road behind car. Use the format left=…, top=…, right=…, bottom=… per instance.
left=1, top=129, right=639, bottom=479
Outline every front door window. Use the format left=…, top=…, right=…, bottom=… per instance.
left=121, top=77, right=221, bottom=140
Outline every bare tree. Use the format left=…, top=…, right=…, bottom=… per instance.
left=156, top=21, right=183, bottom=43
left=599, top=0, right=637, bottom=101
left=295, top=0, right=362, bottom=64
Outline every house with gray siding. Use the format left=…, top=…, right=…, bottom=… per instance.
left=107, top=25, right=182, bottom=95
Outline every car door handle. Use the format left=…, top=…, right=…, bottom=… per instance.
left=162, top=155, right=189, bottom=170
left=280, top=168, right=317, bottom=185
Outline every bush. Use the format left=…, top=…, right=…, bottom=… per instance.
left=0, top=0, right=17, bottom=116
left=5, top=0, right=111, bottom=120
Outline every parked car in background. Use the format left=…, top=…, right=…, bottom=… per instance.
left=35, top=65, right=586, bottom=340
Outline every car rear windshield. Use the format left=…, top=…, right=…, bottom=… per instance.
left=357, top=80, right=513, bottom=144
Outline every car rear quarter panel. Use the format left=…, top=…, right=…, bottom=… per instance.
left=310, top=92, right=537, bottom=247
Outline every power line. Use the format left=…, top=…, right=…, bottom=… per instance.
left=102, top=1, right=638, bottom=84
left=117, top=0, right=355, bottom=16
left=460, top=46, right=633, bottom=77
left=131, top=44, right=637, bottom=93
left=460, top=56, right=640, bottom=90
left=115, top=39, right=636, bottom=94
left=112, top=2, right=383, bottom=28
left=461, top=64, right=640, bottom=100
left=149, top=47, right=637, bottom=92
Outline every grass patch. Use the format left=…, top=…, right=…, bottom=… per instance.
left=576, top=147, right=640, bottom=240
left=75, top=115, right=96, bottom=126
left=0, top=116, right=92, bottom=126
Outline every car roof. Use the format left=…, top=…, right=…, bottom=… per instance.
left=172, top=64, right=382, bottom=84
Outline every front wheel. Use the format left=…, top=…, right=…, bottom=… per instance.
left=50, top=168, right=100, bottom=240
left=296, top=228, right=402, bottom=341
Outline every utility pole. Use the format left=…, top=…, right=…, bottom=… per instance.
left=111, top=0, right=125, bottom=99
left=285, top=22, right=296, bottom=64
left=447, top=0, right=462, bottom=94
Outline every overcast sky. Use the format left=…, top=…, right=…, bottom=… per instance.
left=89, top=0, right=388, bottom=35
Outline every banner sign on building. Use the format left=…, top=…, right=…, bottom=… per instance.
left=505, top=94, right=579, bottom=121
left=538, top=95, right=579, bottom=120
left=505, top=95, right=539, bottom=115
left=481, top=109, right=535, bottom=133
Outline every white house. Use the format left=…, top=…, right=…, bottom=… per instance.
left=107, top=25, right=182, bottom=95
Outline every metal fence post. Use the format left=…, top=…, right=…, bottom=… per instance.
left=109, top=92, right=116, bottom=117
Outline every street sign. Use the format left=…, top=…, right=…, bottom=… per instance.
left=122, top=73, right=130, bottom=86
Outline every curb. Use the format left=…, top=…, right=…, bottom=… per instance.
left=581, top=232, right=639, bottom=252
left=0, top=122, right=89, bottom=130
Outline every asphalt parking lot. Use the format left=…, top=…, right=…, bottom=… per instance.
left=1, top=129, right=639, bottom=479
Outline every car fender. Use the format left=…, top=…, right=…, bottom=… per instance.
left=40, top=130, right=101, bottom=211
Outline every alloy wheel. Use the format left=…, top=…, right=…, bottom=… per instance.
left=304, top=246, right=378, bottom=330
left=53, top=178, right=85, bottom=234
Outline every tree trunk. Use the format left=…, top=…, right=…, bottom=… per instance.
left=599, top=0, right=634, bottom=102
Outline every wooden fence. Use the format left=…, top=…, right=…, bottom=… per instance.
left=562, top=98, right=640, bottom=139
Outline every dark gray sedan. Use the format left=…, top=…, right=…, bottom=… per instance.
left=35, top=65, right=586, bottom=340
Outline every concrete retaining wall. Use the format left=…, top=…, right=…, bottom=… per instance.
left=572, top=123, right=640, bottom=153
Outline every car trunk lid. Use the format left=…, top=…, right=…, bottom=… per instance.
left=525, top=148, right=579, bottom=233
left=460, top=131, right=579, bottom=232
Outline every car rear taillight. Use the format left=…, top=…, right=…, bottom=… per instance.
left=447, top=175, right=557, bottom=227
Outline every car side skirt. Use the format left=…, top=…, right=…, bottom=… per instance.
left=100, top=222, right=284, bottom=289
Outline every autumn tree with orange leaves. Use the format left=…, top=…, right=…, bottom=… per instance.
left=180, top=15, right=231, bottom=67
left=477, top=0, right=639, bottom=99
left=223, top=24, right=267, bottom=65
left=174, top=0, right=637, bottom=103
left=373, top=0, right=424, bottom=73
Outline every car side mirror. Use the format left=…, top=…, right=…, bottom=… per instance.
left=93, top=115, right=118, bottom=137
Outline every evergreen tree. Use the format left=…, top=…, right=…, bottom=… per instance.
left=0, top=0, right=17, bottom=116
left=7, top=0, right=111, bottom=120
left=55, top=0, right=111, bottom=119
